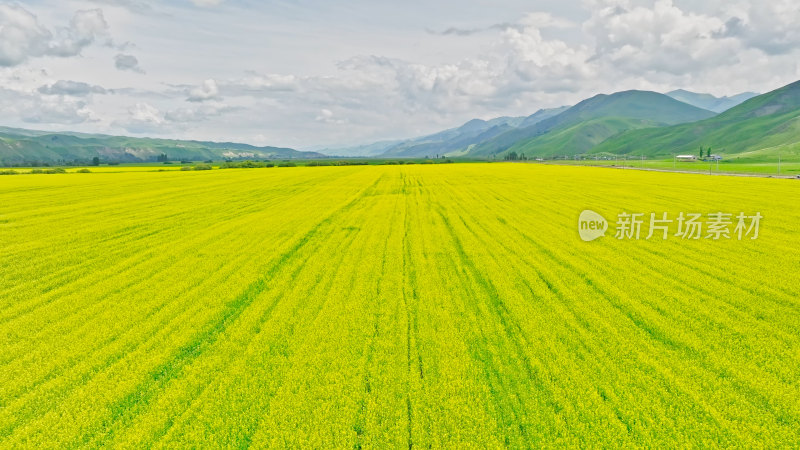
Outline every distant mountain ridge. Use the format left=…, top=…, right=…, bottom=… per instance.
left=465, top=90, right=716, bottom=157
left=323, top=88, right=770, bottom=160
left=666, top=90, right=759, bottom=113
left=594, top=80, right=800, bottom=157
left=323, top=106, right=568, bottom=158
left=4, top=84, right=796, bottom=164
left=0, top=127, right=321, bottom=164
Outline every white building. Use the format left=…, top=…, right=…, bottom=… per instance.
left=676, top=155, right=698, bottom=162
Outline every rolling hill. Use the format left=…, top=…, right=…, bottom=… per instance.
left=0, top=127, right=321, bottom=164
left=593, top=80, right=800, bottom=158
left=466, top=90, right=717, bottom=157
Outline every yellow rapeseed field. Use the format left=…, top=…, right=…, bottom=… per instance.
left=0, top=163, right=798, bottom=447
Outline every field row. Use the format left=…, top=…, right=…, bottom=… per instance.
left=0, top=164, right=798, bottom=446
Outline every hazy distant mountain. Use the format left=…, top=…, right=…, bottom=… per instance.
left=378, top=116, right=520, bottom=158
left=466, top=90, right=716, bottom=157
left=595, top=80, right=800, bottom=158
left=322, top=140, right=403, bottom=157
left=321, top=106, right=568, bottom=158
left=0, top=127, right=321, bottom=164
left=666, top=89, right=759, bottom=113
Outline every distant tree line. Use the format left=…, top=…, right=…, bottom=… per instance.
left=504, top=151, right=528, bottom=161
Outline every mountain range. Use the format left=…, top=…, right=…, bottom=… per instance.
left=665, top=90, right=759, bottom=113
left=323, top=108, right=568, bottom=158
left=0, top=128, right=322, bottom=164
left=5, top=84, right=800, bottom=165
left=326, top=85, right=800, bottom=160
left=323, top=87, right=773, bottom=159
left=594, top=81, right=800, bottom=159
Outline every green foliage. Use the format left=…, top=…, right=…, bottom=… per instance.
left=181, top=164, right=213, bottom=171
left=221, top=160, right=274, bottom=168
left=30, top=167, right=67, bottom=174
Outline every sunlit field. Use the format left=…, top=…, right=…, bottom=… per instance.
left=541, top=158, right=800, bottom=175
left=1, top=164, right=798, bottom=447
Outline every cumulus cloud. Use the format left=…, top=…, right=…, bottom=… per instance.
left=0, top=5, right=108, bottom=67
left=114, top=53, right=145, bottom=73
left=582, top=0, right=738, bottom=75
left=0, top=5, right=51, bottom=66
left=715, top=1, right=800, bottom=55
left=187, top=79, right=220, bottom=102
left=47, top=9, right=109, bottom=57
left=118, top=102, right=165, bottom=132
left=0, top=87, right=97, bottom=124
left=38, top=80, right=107, bottom=96
left=23, top=98, right=97, bottom=124
left=115, top=101, right=235, bottom=133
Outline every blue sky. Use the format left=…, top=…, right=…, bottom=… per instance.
left=1, top=0, right=799, bottom=149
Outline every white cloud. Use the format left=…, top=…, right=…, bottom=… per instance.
left=582, top=0, right=736, bottom=75
left=47, top=9, right=109, bottom=57
left=0, top=4, right=53, bottom=66
left=0, top=5, right=109, bottom=66
left=187, top=78, right=220, bottom=102
left=22, top=97, right=97, bottom=124
left=0, top=87, right=97, bottom=124
left=118, top=102, right=165, bottom=132
left=114, top=101, right=235, bottom=134
left=716, top=1, right=800, bottom=55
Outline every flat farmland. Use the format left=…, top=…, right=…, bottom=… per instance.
left=0, top=164, right=798, bottom=447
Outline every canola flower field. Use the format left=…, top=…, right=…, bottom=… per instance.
left=0, top=163, right=798, bottom=447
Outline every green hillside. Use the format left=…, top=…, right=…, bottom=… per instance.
left=468, top=90, right=716, bottom=157
left=593, top=80, right=800, bottom=158
left=507, top=117, right=662, bottom=157
left=0, top=128, right=320, bottom=164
